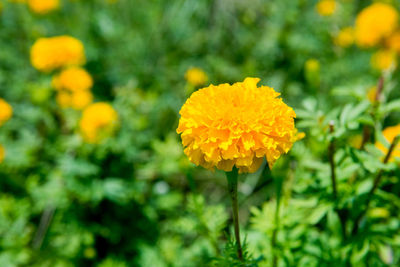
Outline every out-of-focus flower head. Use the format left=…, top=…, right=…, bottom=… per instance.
left=386, top=31, right=400, bottom=53
left=316, top=0, right=336, bottom=17
left=371, top=49, right=397, bottom=71
left=71, top=91, right=93, bottom=110
left=56, top=91, right=93, bottom=110
left=52, top=67, right=93, bottom=92
left=376, top=124, right=400, bottom=161
left=30, top=36, right=85, bottom=72
left=28, top=0, right=59, bottom=14
left=355, top=3, right=398, bottom=48
left=0, top=98, right=12, bottom=126
left=335, top=27, right=354, bottom=47
left=185, top=67, right=208, bottom=87
left=0, top=144, right=4, bottom=163
left=177, top=77, right=297, bottom=173
left=80, top=102, right=118, bottom=143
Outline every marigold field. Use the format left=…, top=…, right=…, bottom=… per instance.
left=2, top=0, right=400, bottom=266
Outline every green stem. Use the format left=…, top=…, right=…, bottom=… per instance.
left=329, top=122, right=347, bottom=241
left=226, top=168, right=243, bottom=261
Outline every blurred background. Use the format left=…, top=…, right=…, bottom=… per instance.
left=1, top=0, right=400, bottom=266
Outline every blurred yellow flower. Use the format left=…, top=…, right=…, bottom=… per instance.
left=56, top=91, right=71, bottom=108
left=316, top=0, right=336, bottom=16
left=80, top=102, right=118, bottom=143
left=177, top=77, right=297, bottom=173
left=56, top=91, right=93, bottom=110
left=355, top=3, right=398, bottom=48
left=0, top=98, right=12, bottom=126
left=52, top=67, right=93, bottom=92
left=0, top=144, right=4, bottom=163
left=184, top=67, right=208, bottom=86
left=376, top=124, right=400, bottom=161
left=28, top=0, right=59, bottom=14
left=371, top=49, right=397, bottom=71
left=386, top=31, right=400, bottom=53
left=71, top=91, right=93, bottom=110
left=30, top=36, right=86, bottom=72
left=335, top=27, right=354, bottom=47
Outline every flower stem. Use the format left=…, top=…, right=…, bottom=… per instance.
left=226, top=168, right=243, bottom=261
left=329, top=121, right=347, bottom=240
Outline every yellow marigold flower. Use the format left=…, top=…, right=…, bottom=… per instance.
left=316, top=0, right=336, bottom=16
left=30, top=36, right=85, bottom=72
left=28, top=0, right=59, bottom=14
left=355, top=3, right=398, bottom=48
left=71, top=91, right=93, bottom=110
left=386, top=31, right=400, bottom=53
left=176, top=77, right=297, bottom=173
left=0, top=98, right=12, bottom=126
left=56, top=91, right=71, bottom=108
left=376, top=124, right=400, bottom=161
left=335, top=27, right=354, bottom=47
left=80, top=102, right=118, bottom=143
left=52, top=67, right=93, bottom=92
left=0, top=144, right=4, bottom=163
left=371, top=49, right=397, bottom=71
left=185, top=67, right=208, bottom=87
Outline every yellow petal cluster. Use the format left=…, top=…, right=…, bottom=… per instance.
left=30, top=36, right=85, bottom=72
left=185, top=67, right=208, bottom=87
left=52, top=67, right=93, bottom=92
left=79, top=103, right=118, bottom=143
left=316, top=0, right=336, bottom=17
left=386, top=31, right=400, bottom=53
left=28, top=0, right=59, bottom=14
left=335, top=27, right=354, bottom=48
left=376, top=124, right=400, bottom=161
left=0, top=98, right=12, bottom=126
left=355, top=3, right=398, bottom=48
left=370, top=49, right=397, bottom=71
left=52, top=67, right=94, bottom=110
left=177, top=77, right=297, bottom=173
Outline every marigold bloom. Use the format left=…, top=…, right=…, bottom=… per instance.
left=0, top=144, right=4, bottom=163
left=0, top=98, right=12, bottom=126
left=28, top=0, right=59, bottom=14
left=386, top=31, right=400, bottom=53
left=185, top=67, right=208, bottom=86
left=316, top=0, right=336, bottom=17
left=371, top=49, right=397, bottom=71
left=335, top=27, right=354, bottom=47
left=80, top=102, right=118, bottom=143
left=355, top=3, right=398, bottom=48
left=177, top=77, right=297, bottom=173
left=30, top=36, right=85, bottom=72
left=376, top=124, right=400, bottom=161
left=71, top=91, right=93, bottom=110
left=56, top=91, right=71, bottom=108
left=52, top=67, right=93, bottom=92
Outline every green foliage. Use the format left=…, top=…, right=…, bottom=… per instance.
left=2, top=0, right=400, bottom=266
